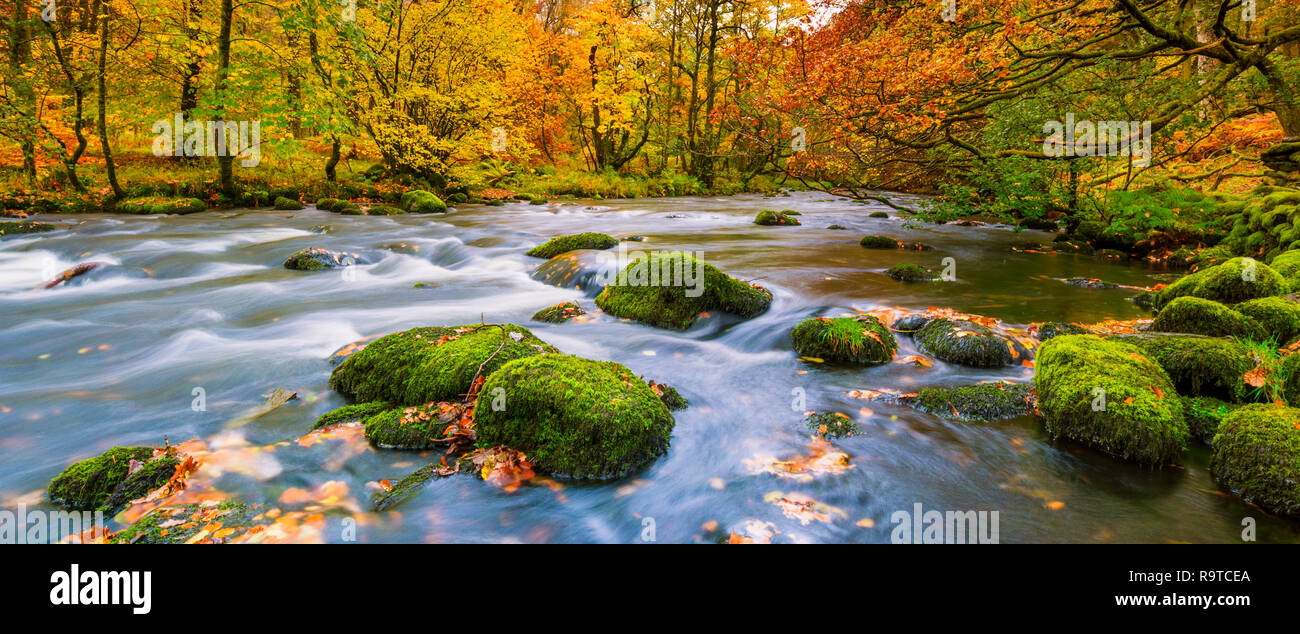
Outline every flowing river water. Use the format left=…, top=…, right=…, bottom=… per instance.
left=3, top=191, right=1298, bottom=543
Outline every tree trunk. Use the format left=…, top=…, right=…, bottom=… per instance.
left=9, top=0, right=37, bottom=183
left=97, top=8, right=124, bottom=200
left=214, top=0, right=236, bottom=196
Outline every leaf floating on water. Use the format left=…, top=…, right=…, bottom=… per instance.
left=894, top=355, right=932, bottom=368
left=799, top=356, right=825, bottom=363
left=763, top=491, right=848, bottom=525
left=743, top=438, right=853, bottom=482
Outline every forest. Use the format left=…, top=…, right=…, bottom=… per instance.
left=3, top=0, right=1300, bottom=546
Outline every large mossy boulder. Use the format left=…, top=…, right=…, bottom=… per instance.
left=1267, top=250, right=1300, bottom=291
left=400, top=190, right=448, bottom=214
left=860, top=234, right=900, bottom=249
left=1115, top=334, right=1254, bottom=402
left=362, top=403, right=460, bottom=449
left=790, top=316, right=896, bottom=365
left=475, top=355, right=675, bottom=480
left=283, top=247, right=357, bottom=271
left=1210, top=404, right=1300, bottom=516
left=754, top=210, right=800, bottom=226
left=1151, top=296, right=1264, bottom=339
left=0, top=221, right=55, bottom=236
left=901, top=382, right=1033, bottom=422
left=593, top=251, right=772, bottom=330
left=273, top=196, right=304, bottom=211
left=1035, top=335, right=1187, bottom=464
left=1234, top=296, right=1300, bottom=342
left=526, top=232, right=618, bottom=259
left=886, top=262, right=935, bottom=282
left=329, top=324, right=559, bottom=405
left=1155, top=257, right=1286, bottom=308
left=48, top=447, right=178, bottom=512
left=532, top=300, right=585, bottom=323
left=915, top=319, right=1024, bottom=368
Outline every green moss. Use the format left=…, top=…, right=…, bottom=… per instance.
left=313, top=401, right=391, bottom=429
left=316, top=197, right=341, bottom=211
left=283, top=247, right=354, bottom=271
left=526, top=232, right=618, bottom=258
left=0, top=221, right=55, bottom=236
left=400, top=190, right=448, bottom=214
left=475, top=355, right=675, bottom=480
left=1210, top=404, right=1300, bottom=516
left=1036, top=322, right=1090, bottom=341
left=114, top=196, right=206, bottom=215
left=905, top=382, right=1033, bottom=422
left=365, top=205, right=405, bottom=216
left=532, top=300, right=585, bottom=323
left=329, top=324, right=559, bottom=405
left=334, top=201, right=362, bottom=215
left=790, top=316, right=897, bottom=365
left=886, top=262, right=935, bottom=282
left=805, top=411, right=860, bottom=439
left=363, top=404, right=457, bottom=449
left=1151, top=296, right=1265, bottom=339
left=916, top=319, right=1021, bottom=368
left=1269, top=250, right=1300, bottom=291
left=1190, top=246, right=1236, bottom=271
left=101, top=454, right=181, bottom=513
left=1155, top=257, right=1287, bottom=308
left=1182, top=396, right=1240, bottom=444
left=1034, top=335, right=1187, bottom=465
left=754, top=209, right=801, bottom=226
left=1117, top=334, right=1255, bottom=402
left=1234, top=296, right=1300, bottom=342
left=860, top=234, right=900, bottom=249
left=372, top=463, right=450, bottom=511
left=273, top=196, right=304, bottom=210
left=48, top=447, right=154, bottom=511
left=868, top=211, right=889, bottom=218
left=593, top=252, right=772, bottom=330
left=649, top=381, right=688, bottom=410
left=109, top=501, right=257, bottom=544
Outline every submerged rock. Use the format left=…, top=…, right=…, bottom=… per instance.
left=790, top=316, right=897, bottom=365
left=48, top=447, right=178, bottom=512
left=1035, top=335, right=1187, bottom=465
left=329, top=324, right=558, bottom=405
left=532, top=300, right=586, bottom=323
left=526, top=232, right=618, bottom=258
left=372, top=463, right=449, bottom=512
left=915, top=319, right=1024, bottom=367
left=1150, top=296, right=1264, bottom=339
left=1210, top=404, right=1300, bottom=516
left=400, top=190, right=448, bottom=214
left=754, top=210, right=801, bottom=226
left=594, top=251, right=772, bottom=330
left=283, top=247, right=359, bottom=271
left=475, top=355, right=675, bottom=480
left=1155, top=257, right=1287, bottom=308
left=900, top=382, right=1033, bottom=422
left=530, top=249, right=622, bottom=294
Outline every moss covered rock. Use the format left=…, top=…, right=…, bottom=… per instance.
left=790, top=316, right=896, bottom=365
left=109, top=501, right=259, bottom=544
left=362, top=404, right=460, bottom=449
left=755, top=210, right=801, bottom=226
left=283, top=247, right=357, bottom=271
left=532, top=300, right=585, bottom=323
left=526, top=232, right=618, bottom=258
left=475, top=355, right=675, bottom=479
left=1210, top=404, right=1300, bottom=516
left=372, top=463, right=450, bottom=511
left=115, top=197, right=206, bottom=215
left=901, top=382, right=1033, bottom=422
left=1234, top=296, right=1300, bottom=342
left=886, top=262, right=936, bottom=282
left=1034, top=335, right=1187, bottom=465
left=860, top=234, right=900, bottom=249
left=1151, top=296, right=1265, bottom=339
left=329, top=324, right=558, bottom=405
left=915, top=319, right=1023, bottom=368
left=0, top=221, right=55, bottom=236
left=365, top=205, right=405, bottom=216
left=891, top=313, right=934, bottom=333
left=1116, top=334, right=1255, bottom=402
left=805, top=411, right=860, bottom=439
left=273, top=196, right=304, bottom=210
left=1035, top=322, right=1090, bottom=341
left=1155, top=257, right=1287, bottom=308
left=400, top=190, right=448, bottom=214
left=868, top=211, right=889, bottom=218
left=1182, top=396, right=1240, bottom=444
left=593, top=251, right=772, bottom=330
left=316, top=197, right=342, bottom=211
left=313, top=401, right=391, bottom=429
left=48, top=447, right=176, bottom=511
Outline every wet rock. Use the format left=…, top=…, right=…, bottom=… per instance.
left=805, top=411, right=860, bottom=439
left=1035, top=334, right=1186, bottom=465
left=900, top=382, right=1033, bottom=422
left=1155, top=257, right=1287, bottom=308
left=1150, top=297, right=1265, bottom=339
left=274, top=196, right=304, bottom=211
left=48, top=447, right=178, bottom=512
left=891, top=313, right=934, bottom=334
left=400, top=190, right=448, bottom=214
left=532, top=300, right=585, bottom=323
left=526, top=232, right=618, bottom=258
left=1112, top=333, right=1255, bottom=402
left=0, top=221, right=54, bottom=236
left=1035, top=322, right=1090, bottom=341
left=915, top=319, right=1025, bottom=368
left=283, top=247, right=359, bottom=271
left=1210, top=404, right=1300, bottom=516
left=1182, top=396, right=1240, bottom=444
left=886, top=262, right=937, bottom=282
left=594, top=252, right=772, bottom=330
left=475, top=355, right=674, bottom=480
left=378, top=241, right=420, bottom=254
left=754, top=210, right=801, bottom=226
left=313, top=401, right=390, bottom=430
left=372, top=463, right=451, bottom=511
left=309, top=224, right=332, bottom=234
left=790, top=316, right=897, bottom=365
left=531, top=249, right=623, bottom=294
left=329, top=324, right=559, bottom=405
left=826, top=224, right=849, bottom=230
